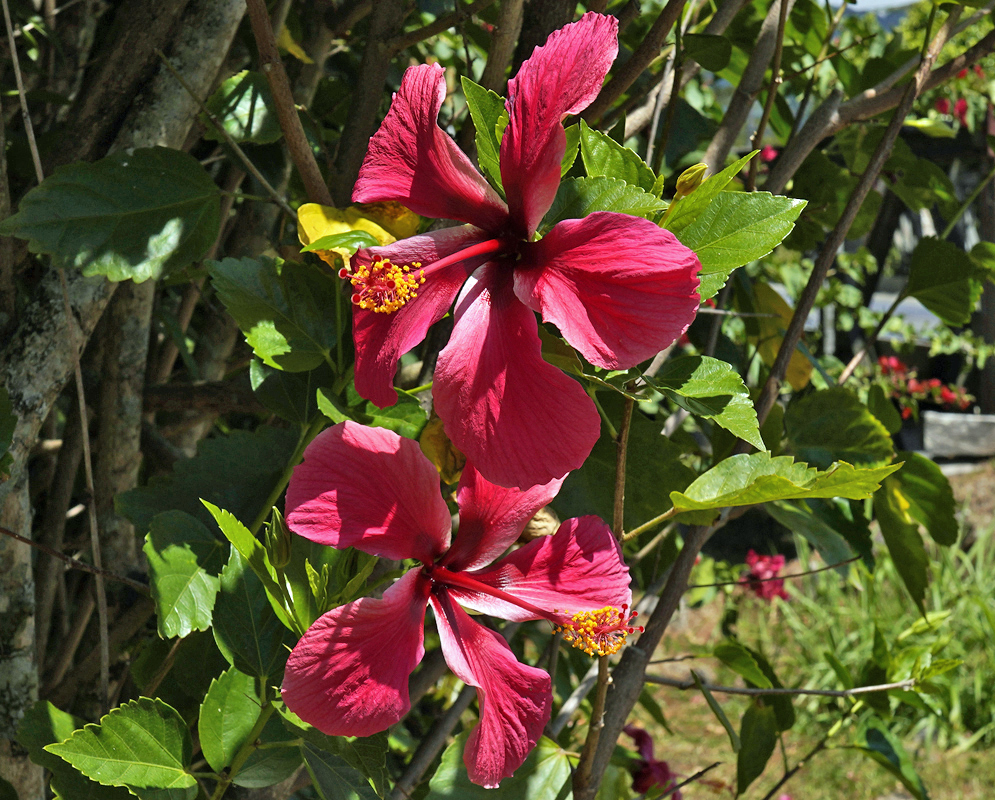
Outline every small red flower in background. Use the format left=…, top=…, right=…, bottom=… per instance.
left=623, top=725, right=682, bottom=798
left=742, top=550, right=789, bottom=601
left=955, top=97, right=969, bottom=126
left=958, top=68, right=969, bottom=79
left=759, top=145, right=779, bottom=163
left=877, top=355, right=906, bottom=376
left=935, top=97, right=951, bottom=114
left=975, top=64, right=985, bottom=77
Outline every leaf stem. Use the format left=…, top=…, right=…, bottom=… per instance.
left=211, top=699, right=276, bottom=800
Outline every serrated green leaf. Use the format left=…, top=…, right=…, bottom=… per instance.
left=45, top=698, right=194, bottom=791
left=785, top=387, right=894, bottom=469
left=650, top=356, right=763, bottom=449
left=692, top=671, right=740, bottom=753
left=714, top=640, right=772, bottom=688
left=143, top=511, right=224, bottom=639
left=874, top=478, right=929, bottom=615
left=683, top=33, right=733, bottom=72
left=677, top=191, right=805, bottom=299
left=0, top=147, right=220, bottom=281
left=461, top=77, right=506, bottom=194
left=303, top=742, right=380, bottom=800
left=670, top=452, right=900, bottom=525
left=213, top=548, right=292, bottom=679
left=579, top=119, right=657, bottom=192
left=906, top=237, right=985, bottom=326
left=209, top=256, right=338, bottom=372
left=117, top=425, right=298, bottom=537
left=425, top=734, right=571, bottom=799
left=203, top=70, right=282, bottom=144
left=663, top=151, right=756, bottom=235
left=737, top=701, right=778, bottom=793
left=853, top=718, right=930, bottom=800
left=542, top=176, right=667, bottom=231
left=893, top=451, right=958, bottom=546
left=198, top=667, right=261, bottom=773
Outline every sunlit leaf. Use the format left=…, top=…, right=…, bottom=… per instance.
left=542, top=176, right=667, bottom=231
left=198, top=667, right=261, bottom=773
left=579, top=119, right=657, bottom=193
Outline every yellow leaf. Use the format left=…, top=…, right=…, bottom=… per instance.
left=276, top=27, right=314, bottom=64
left=297, top=203, right=395, bottom=267
left=419, top=413, right=465, bottom=485
left=355, top=201, right=422, bottom=240
left=751, top=283, right=812, bottom=391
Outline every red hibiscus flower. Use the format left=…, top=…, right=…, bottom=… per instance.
left=759, top=144, right=779, bottom=163
left=955, top=97, right=969, bottom=126
left=346, top=12, right=701, bottom=489
left=742, top=549, right=789, bottom=601
left=624, top=725, right=682, bottom=798
left=281, top=422, right=637, bottom=787
left=935, top=97, right=951, bottom=114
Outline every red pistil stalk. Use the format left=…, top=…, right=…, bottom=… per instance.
left=424, top=564, right=556, bottom=622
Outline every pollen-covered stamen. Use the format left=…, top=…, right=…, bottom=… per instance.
left=555, top=604, right=642, bottom=657
left=340, top=258, right=425, bottom=313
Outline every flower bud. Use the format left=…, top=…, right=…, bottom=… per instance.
left=674, top=163, right=708, bottom=200
left=266, top=508, right=293, bottom=569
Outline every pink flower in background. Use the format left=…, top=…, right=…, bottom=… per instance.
left=935, top=97, right=951, bottom=114
left=346, top=12, right=701, bottom=489
left=955, top=97, right=969, bottom=126
left=759, top=144, right=779, bottom=163
left=281, top=422, right=638, bottom=787
left=743, top=549, right=789, bottom=601
left=623, top=725, right=682, bottom=798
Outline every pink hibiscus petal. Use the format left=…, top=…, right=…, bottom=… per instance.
left=286, top=421, right=450, bottom=564
left=501, top=12, right=619, bottom=237
left=431, top=591, right=551, bottom=788
left=440, top=462, right=565, bottom=572
left=354, top=63, right=508, bottom=232
left=449, top=516, right=632, bottom=622
left=514, top=212, right=701, bottom=369
left=351, top=226, right=491, bottom=408
left=433, top=266, right=602, bottom=489
left=281, top=569, right=431, bottom=737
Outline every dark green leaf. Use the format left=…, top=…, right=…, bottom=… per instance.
left=0, top=147, right=220, bottom=281
left=301, top=231, right=380, bottom=256
left=683, top=33, right=732, bottom=72
left=213, top=548, right=292, bottom=679
left=664, top=152, right=756, bottom=236
left=714, top=640, right=772, bottom=688
left=746, top=647, right=796, bottom=732
left=209, top=256, right=338, bottom=372
left=894, top=451, right=958, bottom=546
left=874, top=479, right=929, bottom=615
left=203, top=70, right=282, bottom=144
left=691, top=671, right=740, bottom=753
left=562, top=124, right=580, bottom=176
left=824, top=650, right=855, bottom=690
left=766, top=501, right=854, bottom=568
left=250, top=359, right=334, bottom=424
left=736, top=701, right=778, bottom=793
left=906, top=237, right=985, bottom=326
left=785, top=387, right=894, bottom=469
left=303, top=742, right=379, bottom=800
left=198, top=667, right=261, bottom=773
left=45, top=698, right=194, bottom=792
left=143, top=511, right=225, bottom=639
left=461, top=77, right=506, bottom=194
left=853, top=718, right=930, bottom=800
left=117, top=425, right=299, bottom=536
left=579, top=120, right=656, bottom=193
left=542, top=177, right=667, bottom=231
left=425, top=734, right=572, bottom=799
left=0, top=777, right=15, bottom=800
left=868, top=384, right=901, bottom=435
left=679, top=191, right=806, bottom=299
left=233, top=715, right=302, bottom=788
left=650, top=356, right=763, bottom=449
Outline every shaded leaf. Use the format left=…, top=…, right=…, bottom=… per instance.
left=0, top=147, right=219, bottom=281
left=303, top=742, right=379, bottom=800
left=203, top=70, right=281, bottom=144
left=874, top=478, right=929, bottom=615
left=233, top=715, right=302, bottom=788
left=736, top=702, right=778, bottom=794
left=868, top=384, right=901, bottom=435
left=692, top=671, right=740, bottom=753
left=714, top=640, right=771, bottom=688
left=250, top=359, right=334, bottom=424
left=766, top=501, right=854, bottom=568
left=683, top=33, right=732, bottom=72
left=906, top=237, right=984, bottom=326
left=785, top=387, right=894, bottom=469
left=579, top=120, right=656, bottom=193
left=853, top=718, right=930, bottom=800
left=743, top=282, right=812, bottom=391
left=542, top=177, right=667, bottom=232
left=894, top=451, right=958, bottom=546
left=198, top=667, right=261, bottom=773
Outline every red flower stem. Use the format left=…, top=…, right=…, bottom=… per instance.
left=424, top=565, right=563, bottom=624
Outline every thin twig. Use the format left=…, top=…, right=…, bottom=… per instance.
left=0, top=525, right=150, bottom=596
left=746, top=0, right=789, bottom=190
left=650, top=761, right=722, bottom=800
left=759, top=737, right=828, bottom=800
left=388, top=0, right=498, bottom=55
left=245, top=0, right=333, bottom=206
left=572, top=655, right=611, bottom=795
left=2, top=0, right=111, bottom=712
left=688, top=556, right=859, bottom=589
left=646, top=674, right=915, bottom=697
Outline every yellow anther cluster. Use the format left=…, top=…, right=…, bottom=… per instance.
left=347, top=258, right=425, bottom=313
left=555, top=606, right=633, bottom=657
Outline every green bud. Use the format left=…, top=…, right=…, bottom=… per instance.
left=674, top=163, right=708, bottom=200
left=266, top=507, right=292, bottom=569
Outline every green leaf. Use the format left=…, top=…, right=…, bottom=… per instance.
left=579, top=119, right=657, bottom=193
left=303, top=742, right=380, bottom=800
left=301, top=231, right=380, bottom=257
left=143, top=511, right=225, bottom=639
left=361, top=389, right=428, bottom=440
left=714, top=640, right=772, bottom=688
left=209, top=256, right=338, bottom=372
left=203, top=70, right=282, bottom=144
left=250, top=359, right=334, bottom=424
left=650, top=356, right=763, bottom=449
left=874, top=478, right=929, bottom=615
left=213, top=548, right=292, bottom=679
left=462, top=76, right=506, bottom=194
left=766, top=500, right=854, bottom=567
left=233, top=715, right=302, bottom=788
left=906, top=237, right=985, bottom=326
left=736, top=701, right=778, bottom=794
left=198, top=667, right=261, bottom=773
left=692, top=671, right=740, bottom=753
left=17, top=701, right=131, bottom=800
left=670, top=452, right=901, bottom=525
left=683, top=33, right=732, bottom=72
left=678, top=191, right=806, bottom=299
left=0, top=385, right=14, bottom=480
left=425, top=734, right=571, bottom=799
left=45, top=698, right=194, bottom=792
left=745, top=647, right=795, bottom=732
left=868, top=384, right=901, bottom=435
left=561, top=124, right=580, bottom=176
left=785, top=387, right=895, bottom=469
left=893, top=451, right=958, bottom=546
left=853, top=717, right=930, bottom=800
left=0, top=147, right=220, bottom=281
left=542, top=176, right=667, bottom=231
left=117, top=425, right=299, bottom=536
left=663, top=151, right=756, bottom=236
